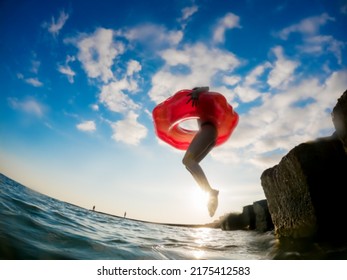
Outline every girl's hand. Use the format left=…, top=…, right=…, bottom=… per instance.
left=186, top=86, right=209, bottom=107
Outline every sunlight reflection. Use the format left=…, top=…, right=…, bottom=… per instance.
left=193, top=228, right=214, bottom=244
left=192, top=249, right=206, bottom=259
left=188, top=227, right=215, bottom=259
left=190, top=188, right=209, bottom=211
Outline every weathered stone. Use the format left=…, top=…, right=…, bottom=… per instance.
left=220, top=200, right=273, bottom=232
left=332, top=89, right=347, bottom=152
left=253, top=199, right=274, bottom=232
left=261, top=136, right=347, bottom=240
left=241, top=205, right=255, bottom=230
left=220, top=213, right=245, bottom=231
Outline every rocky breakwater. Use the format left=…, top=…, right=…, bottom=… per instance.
left=261, top=89, right=347, bottom=242
left=220, top=199, right=274, bottom=232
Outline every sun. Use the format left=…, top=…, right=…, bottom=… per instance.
left=190, top=187, right=209, bottom=211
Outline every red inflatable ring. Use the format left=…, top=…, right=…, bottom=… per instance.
left=152, top=89, right=239, bottom=150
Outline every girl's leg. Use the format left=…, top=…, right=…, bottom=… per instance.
left=182, top=124, right=217, bottom=192
left=182, top=124, right=219, bottom=216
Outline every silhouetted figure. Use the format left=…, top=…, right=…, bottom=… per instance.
left=124, top=211, right=127, bottom=218
left=93, top=205, right=95, bottom=211
left=182, top=87, right=219, bottom=217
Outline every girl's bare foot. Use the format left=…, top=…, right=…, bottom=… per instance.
left=207, top=189, right=219, bottom=217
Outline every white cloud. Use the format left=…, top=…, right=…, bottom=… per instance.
left=267, top=46, right=299, bottom=89
left=30, top=59, right=41, bottom=74
left=99, top=80, right=139, bottom=113
left=278, top=13, right=334, bottom=40
left=178, top=5, right=199, bottom=29
left=76, top=120, right=96, bottom=132
left=17, top=71, right=43, bottom=87
left=90, top=104, right=99, bottom=111
left=17, top=73, right=24, bottom=79
left=8, top=97, right=45, bottom=117
left=234, top=85, right=262, bottom=103
left=277, top=13, right=344, bottom=65
left=231, top=62, right=272, bottom=103
left=213, top=13, right=241, bottom=44
left=76, top=28, right=125, bottom=82
left=111, top=111, right=148, bottom=145
left=44, top=10, right=69, bottom=36
left=244, top=62, right=271, bottom=86
left=223, top=75, right=241, bottom=86
left=126, top=60, right=142, bottom=76
left=212, top=69, right=347, bottom=169
left=299, top=35, right=345, bottom=65
left=341, top=4, right=347, bottom=14
left=58, top=55, right=76, bottom=83
left=58, top=65, right=76, bottom=83
left=25, top=77, right=43, bottom=87
left=68, top=28, right=145, bottom=144
left=180, top=5, right=199, bottom=21
left=121, top=24, right=183, bottom=50
left=146, top=14, right=242, bottom=105
left=149, top=43, right=240, bottom=103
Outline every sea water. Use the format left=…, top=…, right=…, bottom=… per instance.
left=0, top=173, right=345, bottom=260
left=0, top=174, right=274, bottom=260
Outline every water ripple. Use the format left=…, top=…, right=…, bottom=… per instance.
left=1, top=174, right=276, bottom=260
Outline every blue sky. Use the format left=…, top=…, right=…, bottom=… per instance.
left=1, top=0, right=346, bottom=224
